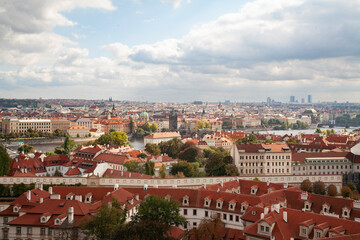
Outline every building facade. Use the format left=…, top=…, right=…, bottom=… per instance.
left=231, top=143, right=292, bottom=176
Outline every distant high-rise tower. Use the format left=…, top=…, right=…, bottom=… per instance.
left=169, top=109, right=178, bottom=131
left=290, top=96, right=295, bottom=103
left=109, top=97, right=112, bottom=102
left=267, top=97, right=271, bottom=106
left=301, top=98, right=305, bottom=103
left=308, top=94, right=312, bottom=103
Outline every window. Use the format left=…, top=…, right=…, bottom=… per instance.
left=230, top=215, right=233, bottom=221
left=48, top=228, right=52, bottom=236
left=184, top=223, right=188, bottom=229
left=184, top=209, right=187, bottom=215
left=265, top=226, right=269, bottom=232
left=261, top=226, right=265, bottom=231
left=193, top=222, right=197, bottom=227
left=302, top=228, right=307, bottom=236
left=205, top=211, right=209, bottom=217
left=223, top=214, right=227, bottom=220
left=193, top=209, right=197, bottom=216
left=316, top=231, right=321, bottom=238
left=27, top=227, right=32, bottom=235
left=236, top=216, right=239, bottom=222
left=3, top=217, right=8, bottom=224
left=3, top=230, right=8, bottom=240
left=16, top=227, right=21, bottom=235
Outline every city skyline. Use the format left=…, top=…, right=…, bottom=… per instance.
left=1, top=0, right=359, bottom=102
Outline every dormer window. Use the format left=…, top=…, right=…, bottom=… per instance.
left=204, top=197, right=211, bottom=207
left=229, top=200, right=236, bottom=211
left=216, top=198, right=224, bottom=209
left=55, top=219, right=61, bottom=225
left=241, top=202, right=248, bottom=212
left=251, top=186, right=258, bottom=195
left=304, top=201, right=312, bottom=211
left=342, top=207, right=350, bottom=218
left=41, top=216, right=46, bottom=223
left=322, top=203, right=330, bottom=214
left=183, top=195, right=189, bottom=206
left=85, top=193, right=93, bottom=203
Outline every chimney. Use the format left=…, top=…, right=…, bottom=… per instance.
left=121, top=171, right=123, bottom=176
left=39, top=198, right=43, bottom=203
left=220, top=181, right=223, bottom=187
left=260, top=213, right=264, bottom=219
left=49, top=187, right=53, bottom=194
left=144, top=184, right=148, bottom=191
left=283, top=211, right=288, bottom=222
left=27, top=190, right=31, bottom=201
left=135, top=194, right=139, bottom=201
left=264, top=207, right=269, bottom=215
left=114, top=184, right=119, bottom=190
left=68, top=206, right=74, bottom=224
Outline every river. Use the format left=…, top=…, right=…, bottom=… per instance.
left=7, top=127, right=354, bottom=153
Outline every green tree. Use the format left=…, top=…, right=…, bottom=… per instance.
left=54, top=169, right=62, bottom=177
left=110, top=131, right=129, bottom=146
left=12, top=183, right=28, bottom=197
left=185, top=215, right=223, bottom=240
left=54, top=147, right=66, bottom=154
left=159, top=138, right=183, bottom=158
left=150, top=123, right=159, bottom=133
left=137, top=153, right=148, bottom=159
left=113, top=195, right=187, bottom=240
left=81, top=200, right=127, bottom=240
left=17, top=144, right=34, bottom=153
left=76, top=133, right=80, bottom=138
left=129, top=118, right=135, bottom=134
left=300, top=179, right=312, bottom=192
left=142, top=122, right=152, bottom=132
left=205, top=150, right=233, bottom=176
left=178, top=145, right=202, bottom=162
left=62, top=136, right=76, bottom=154
left=347, top=181, right=356, bottom=191
left=253, top=177, right=260, bottom=181
left=145, top=143, right=161, bottom=156
left=144, top=161, right=155, bottom=176
left=132, top=195, right=187, bottom=228
left=196, top=120, right=211, bottom=130
left=236, top=134, right=258, bottom=144
left=159, top=164, right=166, bottom=178
left=341, top=186, right=352, bottom=198
left=315, top=128, right=322, bottom=133
left=327, top=184, right=338, bottom=196
left=0, top=144, right=11, bottom=176
left=96, top=132, right=129, bottom=146
left=264, top=139, right=274, bottom=144
left=225, top=164, right=239, bottom=176
left=124, top=161, right=144, bottom=173
left=170, top=160, right=195, bottom=177
left=312, top=181, right=326, bottom=195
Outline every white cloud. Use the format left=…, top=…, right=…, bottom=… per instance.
left=1, top=0, right=360, bottom=102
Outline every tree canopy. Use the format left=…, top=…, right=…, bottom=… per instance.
left=17, top=144, right=34, bottom=153
left=0, top=144, right=11, bottom=176
left=96, top=131, right=130, bottom=146
left=81, top=200, right=127, bottom=240
left=145, top=143, right=161, bottom=156
left=113, top=195, right=187, bottom=240
left=62, top=136, right=76, bottom=154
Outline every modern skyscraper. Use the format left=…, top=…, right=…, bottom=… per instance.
left=290, top=96, right=295, bottom=103
left=308, top=94, right=312, bottom=103
left=267, top=97, right=271, bottom=106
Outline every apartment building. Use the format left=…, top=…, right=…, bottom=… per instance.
left=1, top=117, right=51, bottom=134
left=231, top=143, right=292, bottom=176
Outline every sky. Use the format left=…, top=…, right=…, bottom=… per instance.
left=0, top=0, right=359, bottom=103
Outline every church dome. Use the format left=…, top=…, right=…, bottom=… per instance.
left=140, top=112, right=149, bottom=117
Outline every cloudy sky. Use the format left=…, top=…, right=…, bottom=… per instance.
left=1, top=0, right=359, bottom=103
